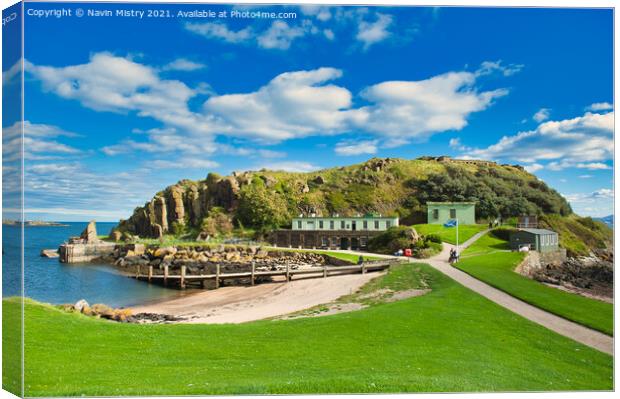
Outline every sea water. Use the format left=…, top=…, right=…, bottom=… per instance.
left=2, top=222, right=187, bottom=308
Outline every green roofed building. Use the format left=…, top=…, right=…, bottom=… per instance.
left=427, top=202, right=476, bottom=225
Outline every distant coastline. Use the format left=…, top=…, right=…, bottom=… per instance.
left=3, top=220, right=70, bottom=227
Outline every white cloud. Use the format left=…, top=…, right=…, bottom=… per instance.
left=26, top=53, right=218, bottom=151
left=257, top=149, right=286, bottom=158
left=586, top=102, right=613, bottom=112
left=476, top=60, right=524, bottom=77
left=579, top=175, right=593, bottom=179
left=255, top=161, right=320, bottom=173
left=2, top=59, right=21, bottom=85
left=563, top=188, right=614, bottom=217
left=463, top=111, right=613, bottom=170
left=356, top=13, right=392, bottom=50
left=335, top=140, right=378, bottom=156
left=300, top=5, right=332, bottom=21
left=449, top=137, right=472, bottom=152
left=257, top=20, right=306, bottom=50
left=575, top=162, right=612, bottom=170
left=185, top=22, right=253, bottom=43
left=29, top=56, right=511, bottom=150
left=150, top=158, right=219, bottom=169
left=203, top=67, right=353, bottom=141
left=162, top=58, right=206, bottom=71
left=353, top=70, right=508, bottom=139
left=449, top=137, right=461, bottom=148
left=101, top=127, right=217, bottom=156
left=523, top=163, right=544, bottom=173
left=533, top=108, right=550, bottom=122
left=19, top=160, right=165, bottom=221
left=2, top=121, right=82, bottom=162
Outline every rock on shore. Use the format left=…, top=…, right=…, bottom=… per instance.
left=103, top=244, right=348, bottom=282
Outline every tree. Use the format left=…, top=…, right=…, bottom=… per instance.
left=237, top=184, right=289, bottom=232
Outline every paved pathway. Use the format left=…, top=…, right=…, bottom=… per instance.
left=425, top=230, right=613, bottom=355
left=346, top=230, right=613, bottom=355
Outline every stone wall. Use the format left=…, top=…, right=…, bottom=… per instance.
left=59, top=242, right=116, bottom=263
left=516, top=249, right=567, bottom=276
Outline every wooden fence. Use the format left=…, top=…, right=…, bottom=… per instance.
left=132, top=259, right=398, bottom=289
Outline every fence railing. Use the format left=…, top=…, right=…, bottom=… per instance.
left=132, top=259, right=399, bottom=289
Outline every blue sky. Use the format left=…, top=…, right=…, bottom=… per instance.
left=2, top=2, right=614, bottom=221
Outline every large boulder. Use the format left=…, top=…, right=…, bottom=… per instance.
left=80, top=221, right=99, bottom=243
left=74, top=299, right=90, bottom=312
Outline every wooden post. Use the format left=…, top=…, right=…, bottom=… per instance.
left=216, top=264, right=220, bottom=289
left=251, top=261, right=255, bottom=286
left=164, top=265, right=169, bottom=286
left=148, top=266, right=153, bottom=282
left=286, top=263, right=290, bottom=282
left=323, top=266, right=327, bottom=278
left=180, top=266, right=186, bottom=289
left=136, top=264, right=141, bottom=278
left=362, top=263, right=366, bottom=274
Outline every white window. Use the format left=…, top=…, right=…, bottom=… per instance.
left=386, top=221, right=392, bottom=228
left=297, top=221, right=302, bottom=229
left=374, top=220, right=379, bottom=229
left=319, top=221, right=324, bottom=229
left=330, top=220, right=334, bottom=230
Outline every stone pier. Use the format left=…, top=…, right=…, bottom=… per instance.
left=58, top=220, right=116, bottom=263
left=59, top=242, right=116, bottom=263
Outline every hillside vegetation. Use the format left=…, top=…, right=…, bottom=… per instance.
left=113, top=157, right=609, bottom=255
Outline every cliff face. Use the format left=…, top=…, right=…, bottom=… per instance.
left=115, top=157, right=576, bottom=240
left=117, top=175, right=243, bottom=238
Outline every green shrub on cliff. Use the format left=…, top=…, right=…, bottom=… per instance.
left=237, top=183, right=290, bottom=233
left=200, top=207, right=233, bottom=237
left=539, top=214, right=612, bottom=256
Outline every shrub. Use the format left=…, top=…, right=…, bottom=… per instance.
left=368, top=226, right=418, bottom=254
left=171, top=221, right=187, bottom=237
left=425, top=233, right=442, bottom=244
left=490, top=227, right=515, bottom=241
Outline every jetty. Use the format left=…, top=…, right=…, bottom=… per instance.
left=133, top=259, right=398, bottom=289
left=58, top=220, right=115, bottom=263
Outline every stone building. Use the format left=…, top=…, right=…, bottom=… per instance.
left=270, top=214, right=399, bottom=250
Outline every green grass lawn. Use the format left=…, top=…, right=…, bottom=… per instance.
left=460, top=231, right=511, bottom=258
left=456, top=235, right=613, bottom=336
left=413, top=224, right=487, bottom=245
left=3, top=263, right=612, bottom=396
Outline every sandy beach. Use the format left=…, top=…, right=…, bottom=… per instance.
left=131, top=271, right=384, bottom=324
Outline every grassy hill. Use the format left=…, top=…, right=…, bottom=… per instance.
left=113, top=157, right=610, bottom=256
left=3, top=263, right=612, bottom=396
